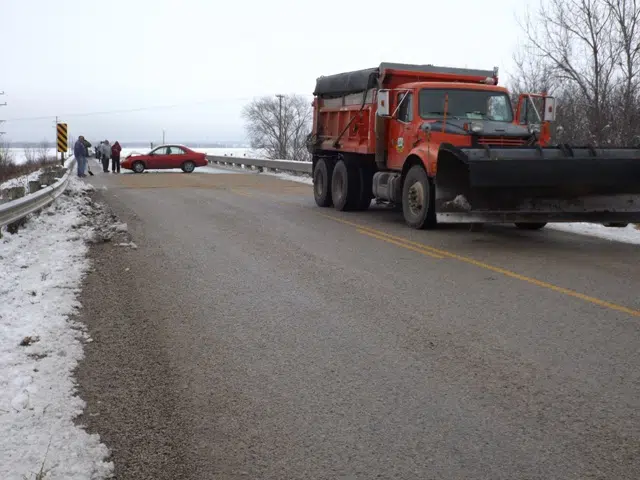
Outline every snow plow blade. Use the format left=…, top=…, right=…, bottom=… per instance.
left=435, top=144, right=640, bottom=224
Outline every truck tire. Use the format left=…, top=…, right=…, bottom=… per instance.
left=402, top=165, right=436, bottom=229
left=331, top=159, right=360, bottom=211
left=313, top=158, right=333, bottom=207
left=515, top=222, right=547, bottom=230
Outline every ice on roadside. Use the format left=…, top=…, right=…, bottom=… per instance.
left=0, top=175, right=115, bottom=480
left=548, top=222, right=640, bottom=245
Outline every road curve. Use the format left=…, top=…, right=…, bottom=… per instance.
left=74, top=168, right=640, bottom=480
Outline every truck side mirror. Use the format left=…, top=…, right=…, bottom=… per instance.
left=377, top=90, right=390, bottom=117
left=543, top=96, right=556, bottom=122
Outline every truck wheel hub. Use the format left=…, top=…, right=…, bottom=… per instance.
left=408, top=182, right=424, bottom=215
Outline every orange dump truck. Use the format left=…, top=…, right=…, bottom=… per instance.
left=307, top=62, right=640, bottom=230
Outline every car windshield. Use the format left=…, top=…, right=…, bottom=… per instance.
left=418, top=88, right=514, bottom=122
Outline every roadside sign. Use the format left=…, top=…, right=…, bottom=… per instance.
left=57, top=123, right=68, bottom=153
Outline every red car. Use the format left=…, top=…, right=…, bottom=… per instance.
left=121, top=144, right=208, bottom=173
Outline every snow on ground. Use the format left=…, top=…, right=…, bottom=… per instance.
left=3, top=148, right=58, bottom=166
left=548, top=222, right=640, bottom=245
left=263, top=170, right=313, bottom=185
left=0, top=169, right=43, bottom=192
left=0, top=176, right=124, bottom=480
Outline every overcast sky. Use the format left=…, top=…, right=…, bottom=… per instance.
left=1, top=0, right=537, bottom=144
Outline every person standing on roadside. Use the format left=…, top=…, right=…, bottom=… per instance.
left=111, top=141, right=122, bottom=173
left=100, top=140, right=111, bottom=173
left=74, top=136, right=88, bottom=177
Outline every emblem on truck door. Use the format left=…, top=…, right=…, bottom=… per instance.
left=397, top=137, right=404, bottom=152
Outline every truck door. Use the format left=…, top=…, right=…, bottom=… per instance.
left=388, top=91, right=415, bottom=170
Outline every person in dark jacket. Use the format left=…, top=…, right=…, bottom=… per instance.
left=73, top=136, right=88, bottom=177
left=111, top=141, right=122, bottom=173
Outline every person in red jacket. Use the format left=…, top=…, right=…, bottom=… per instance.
left=111, top=141, right=122, bottom=173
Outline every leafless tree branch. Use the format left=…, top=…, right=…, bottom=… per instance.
left=242, top=94, right=312, bottom=161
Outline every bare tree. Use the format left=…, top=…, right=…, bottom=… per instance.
left=0, top=141, right=13, bottom=168
left=605, top=0, right=640, bottom=143
left=36, top=140, right=51, bottom=163
left=515, top=0, right=640, bottom=146
left=23, top=145, right=37, bottom=164
left=242, top=94, right=312, bottom=161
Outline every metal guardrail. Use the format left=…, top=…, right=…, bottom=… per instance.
left=0, top=154, right=306, bottom=229
left=0, top=156, right=76, bottom=228
left=206, top=155, right=312, bottom=174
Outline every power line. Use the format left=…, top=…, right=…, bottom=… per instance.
left=3, top=93, right=315, bottom=123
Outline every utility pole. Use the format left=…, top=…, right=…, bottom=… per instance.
left=162, top=129, right=166, bottom=144
left=276, top=94, right=284, bottom=159
left=55, top=115, right=59, bottom=163
left=0, top=92, right=6, bottom=138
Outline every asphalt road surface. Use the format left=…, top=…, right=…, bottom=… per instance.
left=74, top=165, right=640, bottom=480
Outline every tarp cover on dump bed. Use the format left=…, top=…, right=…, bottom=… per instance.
left=313, top=67, right=379, bottom=98
left=313, top=63, right=497, bottom=98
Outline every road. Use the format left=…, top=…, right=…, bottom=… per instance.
left=74, top=165, right=640, bottom=480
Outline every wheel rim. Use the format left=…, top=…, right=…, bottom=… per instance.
left=185, top=162, right=194, bottom=172
left=134, top=163, right=143, bottom=172
left=407, top=181, right=425, bottom=217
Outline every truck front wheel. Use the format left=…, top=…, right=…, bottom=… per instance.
left=331, top=159, right=360, bottom=211
left=402, top=165, right=436, bottom=229
left=313, top=158, right=333, bottom=207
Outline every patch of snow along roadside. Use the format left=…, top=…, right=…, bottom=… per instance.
left=0, top=170, right=43, bottom=192
left=0, top=176, right=115, bottom=480
left=205, top=160, right=314, bottom=185
left=266, top=171, right=314, bottom=185
left=548, top=222, right=640, bottom=245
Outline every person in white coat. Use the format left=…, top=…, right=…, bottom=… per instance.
left=100, top=140, right=111, bottom=173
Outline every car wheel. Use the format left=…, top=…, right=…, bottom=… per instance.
left=182, top=161, right=196, bottom=173
left=132, top=161, right=145, bottom=173
left=402, top=165, right=436, bottom=229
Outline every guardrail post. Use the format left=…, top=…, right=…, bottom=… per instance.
left=28, top=181, right=41, bottom=194
left=5, top=187, right=26, bottom=234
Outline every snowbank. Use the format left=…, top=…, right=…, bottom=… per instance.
left=548, top=222, right=640, bottom=245
left=0, top=170, right=44, bottom=192
left=0, top=177, right=116, bottom=480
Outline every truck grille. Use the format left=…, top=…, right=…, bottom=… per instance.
left=477, top=136, right=528, bottom=147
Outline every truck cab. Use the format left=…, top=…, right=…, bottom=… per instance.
left=379, top=81, right=555, bottom=173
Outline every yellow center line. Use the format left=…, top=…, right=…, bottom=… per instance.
left=356, top=228, right=444, bottom=259
left=320, top=213, right=640, bottom=317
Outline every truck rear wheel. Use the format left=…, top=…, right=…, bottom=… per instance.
left=402, top=165, right=436, bottom=229
left=331, top=159, right=360, bottom=211
left=313, top=158, right=333, bottom=207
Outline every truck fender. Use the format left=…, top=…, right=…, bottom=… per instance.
left=402, top=146, right=438, bottom=178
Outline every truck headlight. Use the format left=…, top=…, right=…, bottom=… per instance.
left=470, top=122, right=483, bottom=133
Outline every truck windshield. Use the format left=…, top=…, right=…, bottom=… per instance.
left=418, top=88, right=513, bottom=122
